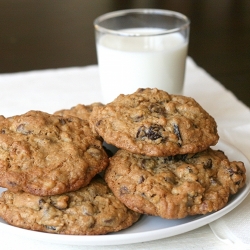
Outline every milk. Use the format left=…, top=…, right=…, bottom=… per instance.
left=96, top=28, right=188, bottom=103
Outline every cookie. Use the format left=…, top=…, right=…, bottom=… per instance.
left=105, top=148, right=246, bottom=219
left=54, top=103, right=103, bottom=121
left=0, top=176, right=141, bottom=235
left=54, top=103, right=104, bottom=141
left=0, top=110, right=109, bottom=196
left=89, top=88, right=219, bottom=156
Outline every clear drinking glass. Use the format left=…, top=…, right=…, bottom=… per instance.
left=94, top=9, right=190, bottom=103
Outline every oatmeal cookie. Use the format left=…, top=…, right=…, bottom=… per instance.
left=105, top=148, right=246, bottom=219
left=0, top=176, right=141, bottom=235
left=0, top=110, right=109, bottom=196
left=89, top=88, right=219, bottom=156
left=54, top=103, right=103, bottom=121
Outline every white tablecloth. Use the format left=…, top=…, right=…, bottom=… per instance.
left=0, top=58, right=250, bottom=250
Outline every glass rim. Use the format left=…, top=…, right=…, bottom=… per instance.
left=94, top=8, right=190, bottom=37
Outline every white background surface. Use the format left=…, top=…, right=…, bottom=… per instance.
left=0, top=58, right=250, bottom=249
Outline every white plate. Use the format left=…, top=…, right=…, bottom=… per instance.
left=0, top=140, right=249, bottom=246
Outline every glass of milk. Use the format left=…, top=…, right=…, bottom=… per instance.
left=94, top=9, right=190, bottom=103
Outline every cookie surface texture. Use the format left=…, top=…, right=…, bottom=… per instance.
left=0, top=176, right=141, bottom=235
left=105, top=149, right=246, bottom=219
left=54, top=103, right=103, bottom=121
left=90, top=88, right=219, bottom=156
left=0, top=110, right=108, bottom=196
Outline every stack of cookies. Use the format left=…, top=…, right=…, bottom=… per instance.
left=89, top=88, right=246, bottom=219
left=0, top=87, right=246, bottom=235
left=0, top=110, right=140, bottom=235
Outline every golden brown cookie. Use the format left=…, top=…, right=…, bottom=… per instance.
left=54, top=103, right=104, bottom=141
left=54, top=103, right=104, bottom=121
left=105, top=148, right=246, bottom=219
left=0, top=176, right=141, bottom=235
left=0, top=110, right=109, bottom=196
left=90, top=88, right=219, bottom=156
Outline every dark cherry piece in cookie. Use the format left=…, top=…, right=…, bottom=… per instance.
left=105, top=148, right=246, bottom=219
left=90, top=88, right=219, bottom=156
